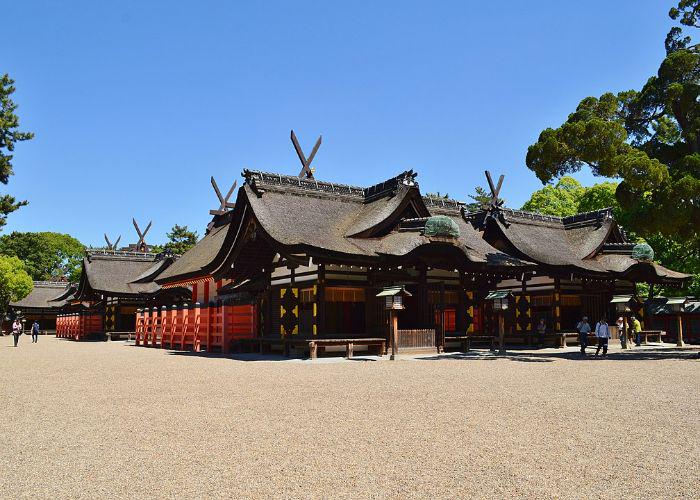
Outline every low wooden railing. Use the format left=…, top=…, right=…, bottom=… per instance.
left=397, top=328, right=435, bottom=349
left=135, top=303, right=257, bottom=354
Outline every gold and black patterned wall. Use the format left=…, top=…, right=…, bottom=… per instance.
left=279, top=287, right=299, bottom=336
left=515, top=294, right=532, bottom=332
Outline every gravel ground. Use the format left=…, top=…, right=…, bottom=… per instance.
left=1, top=335, right=698, bottom=499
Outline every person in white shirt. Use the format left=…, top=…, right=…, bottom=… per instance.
left=616, top=317, right=626, bottom=348
left=595, top=318, right=611, bottom=357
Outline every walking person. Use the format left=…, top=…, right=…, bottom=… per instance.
left=12, top=319, right=22, bottom=347
left=595, top=317, right=611, bottom=357
left=616, top=317, right=626, bottom=348
left=576, top=316, right=591, bottom=356
left=31, top=320, right=40, bottom=343
left=632, top=315, right=643, bottom=346
left=535, top=318, right=546, bottom=348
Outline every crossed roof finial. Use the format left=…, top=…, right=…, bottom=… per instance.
left=103, top=234, right=121, bottom=251
left=132, top=218, right=152, bottom=252
left=291, top=130, right=322, bottom=179
left=484, top=170, right=505, bottom=210
left=209, top=177, right=237, bottom=216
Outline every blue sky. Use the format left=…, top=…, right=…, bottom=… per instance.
left=4, top=1, right=677, bottom=246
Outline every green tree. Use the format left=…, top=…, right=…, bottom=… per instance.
left=525, top=2, right=699, bottom=243
left=0, top=74, right=34, bottom=229
left=520, top=176, right=585, bottom=216
left=152, top=225, right=198, bottom=255
left=463, top=186, right=496, bottom=211
left=0, top=232, right=85, bottom=282
left=0, top=255, right=33, bottom=319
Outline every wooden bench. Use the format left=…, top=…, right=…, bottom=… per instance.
left=252, top=337, right=387, bottom=359
left=445, top=335, right=496, bottom=352
left=554, top=332, right=599, bottom=348
left=638, top=330, right=666, bottom=344
left=308, top=338, right=386, bottom=360
left=106, top=331, right=135, bottom=341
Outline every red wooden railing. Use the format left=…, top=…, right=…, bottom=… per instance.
left=135, top=303, right=256, bottom=353
left=55, top=312, right=103, bottom=341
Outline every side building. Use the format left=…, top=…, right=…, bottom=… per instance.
left=57, top=249, right=188, bottom=340
left=8, top=281, right=73, bottom=334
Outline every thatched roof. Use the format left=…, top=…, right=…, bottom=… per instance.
left=157, top=168, right=689, bottom=287
left=10, top=282, right=71, bottom=310
left=74, top=251, right=175, bottom=299
left=156, top=216, right=231, bottom=285
left=465, top=206, right=691, bottom=285
left=157, top=169, right=530, bottom=285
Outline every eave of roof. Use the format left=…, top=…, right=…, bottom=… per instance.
left=75, top=251, right=168, bottom=299
left=10, top=282, right=72, bottom=310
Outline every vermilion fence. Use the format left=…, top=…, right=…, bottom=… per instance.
left=56, top=312, right=103, bottom=340
left=135, top=303, right=256, bottom=353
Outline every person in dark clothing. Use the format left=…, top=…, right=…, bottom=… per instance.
left=576, top=316, right=591, bottom=356
left=536, top=318, right=546, bottom=348
left=31, top=320, right=40, bottom=343
left=12, top=319, right=22, bottom=347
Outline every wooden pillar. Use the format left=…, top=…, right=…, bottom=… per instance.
left=193, top=302, right=202, bottom=352
left=437, top=281, right=445, bottom=353
left=318, top=264, right=326, bottom=337
left=457, top=273, right=467, bottom=334
left=498, top=313, right=506, bottom=354
left=222, top=299, right=230, bottom=354
left=553, top=277, right=561, bottom=332
left=622, top=315, right=629, bottom=350
left=160, top=305, right=168, bottom=348
left=390, top=310, right=398, bottom=360
left=419, top=266, right=428, bottom=328
left=676, top=314, right=685, bottom=347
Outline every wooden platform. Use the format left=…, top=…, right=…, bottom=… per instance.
left=253, top=336, right=386, bottom=359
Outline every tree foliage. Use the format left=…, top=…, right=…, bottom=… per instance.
left=525, top=2, right=699, bottom=243
left=0, top=232, right=85, bottom=283
left=520, top=176, right=586, bottom=217
left=0, top=74, right=34, bottom=229
left=0, top=255, right=33, bottom=318
left=151, top=225, right=198, bottom=256
left=464, top=186, right=496, bottom=211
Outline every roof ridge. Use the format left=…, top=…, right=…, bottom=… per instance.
left=32, top=281, right=70, bottom=287
left=422, top=194, right=464, bottom=211
left=243, top=169, right=421, bottom=203
left=562, top=208, right=613, bottom=225
left=489, top=207, right=613, bottom=227
left=499, top=207, right=565, bottom=224
left=243, top=169, right=365, bottom=198
left=87, top=249, right=158, bottom=261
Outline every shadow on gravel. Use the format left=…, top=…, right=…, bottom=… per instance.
left=162, top=350, right=292, bottom=362
left=420, top=347, right=699, bottom=363
left=129, top=342, right=699, bottom=363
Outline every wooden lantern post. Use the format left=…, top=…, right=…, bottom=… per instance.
left=666, top=298, right=688, bottom=347
left=611, top=295, right=633, bottom=350
left=437, top=281, right=446, bottom=354
left=485, top=291, right=510, bottom=355
left=677, top=314, right=684, bottom=347
left=376, top=286, right=412, bottom=361
left=390, top=309, right=399, bottom=360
